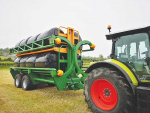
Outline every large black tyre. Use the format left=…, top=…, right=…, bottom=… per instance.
left=15, top=74, right=24, bottom=88
left=22, top=75, right=35, bottom=90
left=83, top=67, right=134, bottom=113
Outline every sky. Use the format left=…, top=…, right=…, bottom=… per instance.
left=0, top=0, right=150, bottom=57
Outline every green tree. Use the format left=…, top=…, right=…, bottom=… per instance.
left=0, top=51, right=4, bottom=56
left=107, top=55, right=111, bottom=59
left=4, top=57, right=13, bottom=61
left=0, top=48, right=10, bottom=56
left=99, top=54, right=105, bottom=61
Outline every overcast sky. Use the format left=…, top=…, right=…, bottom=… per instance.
left=0, top=0, right=150, bottom=57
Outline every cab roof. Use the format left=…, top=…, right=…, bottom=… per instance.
left=106, top=26, right=150, bottom=40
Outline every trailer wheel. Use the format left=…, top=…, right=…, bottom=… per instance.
left=22, top=75, right=35, bottom=90
left=83, top=67, right=134, bottom=113
left=15, top=74, right=23, bottom=88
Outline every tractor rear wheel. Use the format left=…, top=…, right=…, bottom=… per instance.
left=22, top=75, right=35, bottom=90
left=84, top=67, right=134, bottom=113
left=15, top=74, right=23, bottom=88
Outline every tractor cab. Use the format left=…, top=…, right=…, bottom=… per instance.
left=106, top=26, right=150, bottom=83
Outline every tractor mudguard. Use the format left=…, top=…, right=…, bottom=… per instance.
left=85, top=59, right=138, bottom=95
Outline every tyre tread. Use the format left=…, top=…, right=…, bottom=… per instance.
left=15, top=74, right=24, bottom=88
left=22, top=75, right=35, bottom=90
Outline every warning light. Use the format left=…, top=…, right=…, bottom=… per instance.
left=107, top=25, right=111, bottom=34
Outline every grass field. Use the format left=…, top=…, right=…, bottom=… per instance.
left=0, top=56, right=14, bottom=66
left=0, top=68, right=92, bottom=113
left=0, top=62, right=13, bottom=66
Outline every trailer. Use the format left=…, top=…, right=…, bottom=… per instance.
left=9, top=26, right=95, bottom=91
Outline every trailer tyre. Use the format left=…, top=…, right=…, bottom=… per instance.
left=15, top=74, right=23, bottom=88
left=22, top=75, right=35, bottom=90
left=83, top=67, right=134, bottom=113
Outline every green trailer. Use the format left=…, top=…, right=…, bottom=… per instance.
left=9, top=26, right=95, bottom=91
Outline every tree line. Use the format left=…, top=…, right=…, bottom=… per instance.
left=83, top=54, right=110, bottom=63
left=0, top=48, right=9, bottom=56
left=0, top=57, right=13, bottom=62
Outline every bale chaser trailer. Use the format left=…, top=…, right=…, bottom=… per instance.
left=9, top=26, right=95, bottom=91
left=10, top=26, right=150, bottom=113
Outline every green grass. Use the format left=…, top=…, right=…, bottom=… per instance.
left=0, top=62, right=13, bottom=64
left=0, top=56, right=5, bottom=59
left=0, top=56, right=14, bottom=66
left=0, top=68, right=92, bottom=113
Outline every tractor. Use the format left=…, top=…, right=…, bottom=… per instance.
left=9, top=25, right=150, bottom=113
left=84, top=26, right=150, bottom=113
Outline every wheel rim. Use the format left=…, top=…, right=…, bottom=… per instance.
left=16, top=77, right=19, bottom=86
left=90, top=79, right=118, bottom=111
left=23, top=78, right=27, bottom=89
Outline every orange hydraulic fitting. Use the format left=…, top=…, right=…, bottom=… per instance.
left=57, top=70, right=63, bottom=76
left=90, top=44, right=95, bottom=49
left=55, top=38, right=61, bottom=45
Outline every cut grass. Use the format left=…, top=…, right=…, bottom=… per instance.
left=0, top=69, right=92, bottom=113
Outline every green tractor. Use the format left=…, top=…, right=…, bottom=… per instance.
left=84, top=26, right=150, bottom=113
